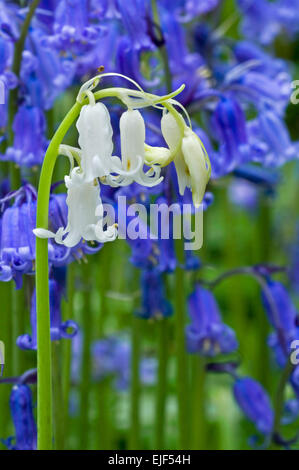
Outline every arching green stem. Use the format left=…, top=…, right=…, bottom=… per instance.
left=35, top=101, right=82, bottom=450
left=35, top=83, right=185, bottom=449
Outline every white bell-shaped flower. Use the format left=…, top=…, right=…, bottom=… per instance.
left=105, top=109, right=163, bottom=188
left=34, top=169, right=117, bottom=247
left=181, top=128, right=211, bottom=207
left=161, top=112, right=210, bottom=207
left=76, top=102, right=114, bottom=182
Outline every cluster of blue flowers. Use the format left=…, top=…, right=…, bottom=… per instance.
left=0, top=0, right=299, bottom=450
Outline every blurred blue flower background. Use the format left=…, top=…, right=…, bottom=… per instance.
left=0, top=0, right=298, bottom=450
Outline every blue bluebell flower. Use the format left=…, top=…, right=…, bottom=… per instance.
left=161, top=11, right=205, bottom=101
left=237, top=0, right=281, bottom=45
left=238, top=0, right=299, bottom=44
left=281, top=398, right=299, bottom=425
left=226, top=69, right=290, bottom=114
left=17, top=278, right=78, bottom=350
left=262, top=280, right=297, bottom=339
left=24, top=27, right=75, bottom=110
left=159, top=0, right=219, bottom=23
left=75, top=20, right=120, bottom=76
left=116, top=37, right=160, bottom=90
left=277, top=0, right=299, bottom=36
left=3, top=105, right=48, bottom=167
left=184, top=250, right=201, bottom=271
left=228, top=179, right=258, bottom=213
left=0, top=0, right=20, bottom=41
left=247, top=108, right=296, bottom=168
left=233, top=377, right=274, bottom=435
left=0, top=185, right=37, bottom=287
left=115, top=0, right=152, bottom=51
left=211, top=96, right=250, bottom=175
left=0, top=35, right=17, bottom=128
left=262, top=280, right=298, bottom=368
left=44, top=0, right=104, bottom=55
left=233, top=41, right=287, bottom=76
left=123, top=194, right=177, bottom=273
left=2, top=385, right=37, bottom=450
left=127, top=225, right=176, bottom=272
left=136, top=268, right=172, bottom=320
left=35, top=1, right=59, bottom=30
left=186, top=285, right=238, bottom=356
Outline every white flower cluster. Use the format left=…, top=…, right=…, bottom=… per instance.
left=34, top=77, right=211, bottom=248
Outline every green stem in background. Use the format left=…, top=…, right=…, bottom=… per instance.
left=255, top=195, right=271, bottom=389
left=222, top=187, right=248, bottom=353
left=151, top=0, right=172, bottom=94
left=62, top=263, right=75, bottom=448
left=155, top=317, right=168, bottom=450
left=11, top=285, right=26, bottom=376
left=271, top=360, right=294, bottom=448
left=7, top=0, right=41, bottom=189
left=129, top=314, right=142, bottom=450
left=96, top=248, right=112, bottom=450
left=174, top=238, right=189, bottom=449
left=79, top=262, right=92, bottom=450
left=190, top=356, right=206, bottom=450
left=52, top=341, right=65, bottom=450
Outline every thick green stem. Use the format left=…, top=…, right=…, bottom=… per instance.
left=155, top=317, right=168, bottom=449
left=174, top=238, right=189, bottom=449
left=35, top=101, right=82, bottom=450
left=271, top=360, right=294, bottom=448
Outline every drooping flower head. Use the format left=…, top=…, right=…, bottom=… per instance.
left=2, top=385, right=37, bottom=450
left=3, top=105, right=48, bottom=167
left=34, top=74, right=211, bottom=249
left=136, top=267, right=173, bottom=320
left=260, top=279, right=299, bottom=373
left=186, top=285, right=238, bottom=356
left=233, top=377, right=274, bottom=436
left=161, top=111, right=211, bottom=207
left=0, top=185, right=37, bottom=288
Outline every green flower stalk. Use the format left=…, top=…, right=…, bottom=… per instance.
left=34, top=73, right=211, bottom=449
